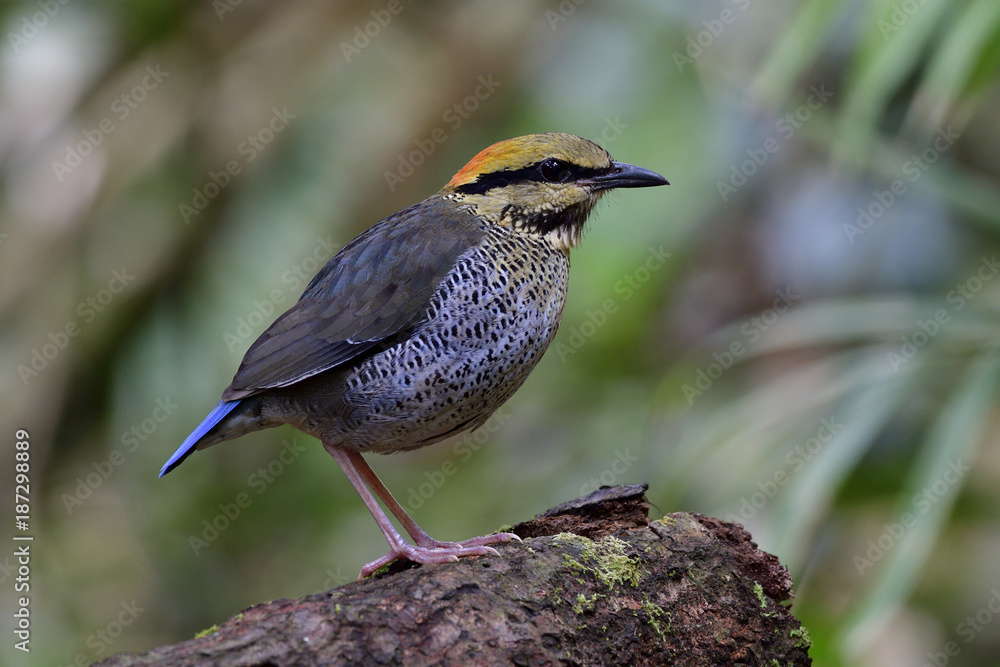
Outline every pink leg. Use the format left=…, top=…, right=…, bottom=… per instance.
left=325, top=443, right=518, bottom=578
left=343, top=448, right=520, bottom=550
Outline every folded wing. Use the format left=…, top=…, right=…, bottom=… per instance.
left=222, top=200, right=483, bottom=400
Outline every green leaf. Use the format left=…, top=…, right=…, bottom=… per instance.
left=834, top=0, right=955, bottom=167
left=841, top=351, right=1000, bottom=655
left=906, top=0, right=1000, bottom=131
left=748, top=0, right=844, bottom=108
left=770, top=364, right=917, bottom=567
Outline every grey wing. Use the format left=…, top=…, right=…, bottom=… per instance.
left=221, top=198, right=483, bottom=400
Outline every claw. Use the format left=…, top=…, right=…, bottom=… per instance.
left=415, top=531, right=520, bottom=550
left=358, top=536, right=515, bottom=578
left=326, top=446, right=523, bottom=579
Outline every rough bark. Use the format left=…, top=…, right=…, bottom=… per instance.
left=98, top=484, right=812, bottom=666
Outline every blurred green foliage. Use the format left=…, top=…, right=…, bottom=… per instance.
left=2, top=1, right=999, bottom=665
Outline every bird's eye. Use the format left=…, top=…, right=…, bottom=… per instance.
left=539, top=158, right=571, bottom=183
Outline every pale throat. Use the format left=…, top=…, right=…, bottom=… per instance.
left=453, top=190, right=598, bottom=251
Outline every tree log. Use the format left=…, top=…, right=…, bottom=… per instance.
left=98, top=484, right=812, bottom=666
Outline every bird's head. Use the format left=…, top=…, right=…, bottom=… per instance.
left=441, top=132, right=668, bottom=250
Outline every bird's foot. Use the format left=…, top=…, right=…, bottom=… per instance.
left=412, top=531, right=522, bottom=550
left=359, top=534, right=520, bottom=579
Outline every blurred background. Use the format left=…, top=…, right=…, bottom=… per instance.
left=2, top=0, right=999, bottom=665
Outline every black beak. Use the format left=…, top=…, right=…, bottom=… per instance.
left=584, top=161, right=669, bottom=190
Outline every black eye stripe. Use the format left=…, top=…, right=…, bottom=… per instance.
left=454, top=160, right=604, bottom=195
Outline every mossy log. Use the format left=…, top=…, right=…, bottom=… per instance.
left=97, top=484, right=812, bottom=666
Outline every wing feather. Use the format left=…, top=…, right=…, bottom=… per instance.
left=222, top=198, right=483, bottom=399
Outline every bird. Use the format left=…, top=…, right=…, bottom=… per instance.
left=161, top=132, right=668, bottom=578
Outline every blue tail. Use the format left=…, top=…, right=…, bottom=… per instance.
left=159, top=400, right=240, bottom=478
